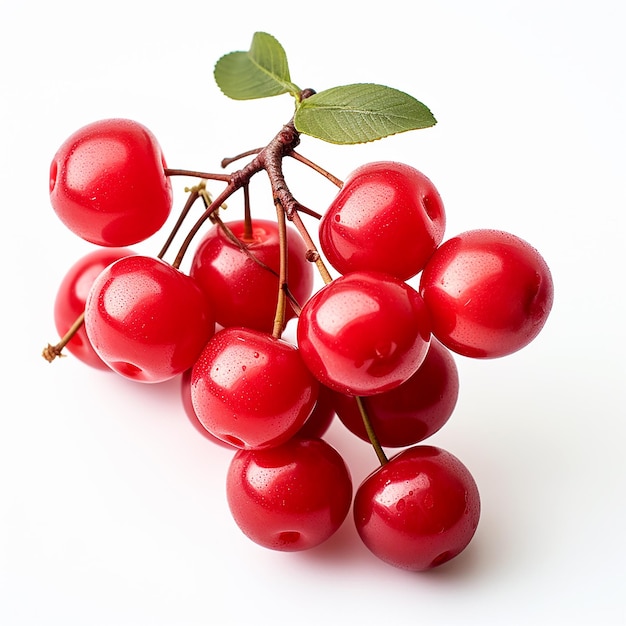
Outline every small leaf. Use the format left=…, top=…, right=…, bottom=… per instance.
left=294, top=84, right=437, bottom=145
left=214, top=32, right=300, bottom=100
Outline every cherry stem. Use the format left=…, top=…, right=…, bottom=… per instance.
left=272, top=200, right=289, bottom=338
left=42, top=311, right=85, bottom=363
left=289, top=151, right=344, bottom=188
left=164, top=168, right=231, bottom=182
left=208, top=205, right=303, bottom=319
left=289, top=211, right=333, bottom=284
left=171, top=181, right=236, bottom=269
left=157, top=184, right=201, bottom=260
left=221, top=148, right=263, bottom=169
left=169, top=91, right=334, bottom=281
left=242, top=184, right=253, bottom=242
left=355, top=396, right=388, bottom=465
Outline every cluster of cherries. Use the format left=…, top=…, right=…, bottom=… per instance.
left=44, top=118, right=554, bottom=572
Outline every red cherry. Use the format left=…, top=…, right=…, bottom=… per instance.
left=190, top=327, right=319, bottom=449
left=190, top=219, right=314, bottom=332
left=332, top=338, right=459, bottom=448
left=84, top=255, right=215, bottom=383
left=53, top=247, right=135, bottom=370
left=354, top=445, right=481, bottom=571
left=183, top=368, right=333, bottom=445
left=297, top=271, right=432, bottom=396
left=419, top=229, right=554, bottom=358
left=180, top=369, right=235, bottom=448
left=319, top=162, right=446, bottom=280
left=49, top=118, right=173, bottom=246
left=226, top=437, right=352, bottom=551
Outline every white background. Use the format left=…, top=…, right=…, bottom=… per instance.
left=2, top=1, right=625, bottom=624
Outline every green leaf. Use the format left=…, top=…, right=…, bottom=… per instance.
left=214, top=32, right=300, bottom=100
left=294, top=84, right=437, bottom=145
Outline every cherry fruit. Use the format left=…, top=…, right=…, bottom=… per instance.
left=319, top=162, right=446, bottom=280
left=354, top=445, right=480, bottom=571
left=190, top=219, right=314, bottom=332
left=226, top=437, right=353, bottom=551
left=191, top=327, right=319, bottom=449
left=49, top=118, right=173, bottom=246
left=180, top=369, right=235, bottom=448
left=39, top=36, right=559, bottom=576
left=181, top=369, right=333, bottom=446
left=84, top=255, right=215, bottom=383
left=333, top=338, right=459, bottom=448
left=419, top=229, right=554, bottom=358
left=53, top=247, right=135, bottom=370
left=297, top=270, right=432, bottom=396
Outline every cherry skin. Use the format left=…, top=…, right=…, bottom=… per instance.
left=181, top=369, right=333, bottom=445
left=189, top=219, right=314, bottom=332
left=190, top=327, right=319, bottom=449
left=84, top=255, right=215, bottom=383
left=53, top=247, right=135, bottom=370
left=353, top=445, right=481, bottom=571
left=180, top=369, right=235, bottom=448
left=297, top=271, right=432, bottom=396
left=319, top=161, right=446, bottom=280
left=419, top=229, right=554, bottom=358
left=49, top=118, right=173, bottom=246
left=332, top=338, right=459, bottom=448
left=226, top=437, right=352, bottom=551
